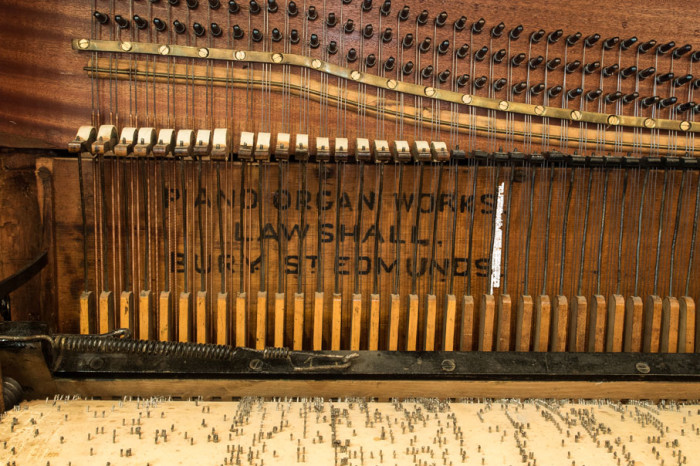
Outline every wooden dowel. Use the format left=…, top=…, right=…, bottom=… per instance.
left=678, top=296, right=696, bottom=353
left=158, top=290, right=172, bottom=342
left=515, top=295, right=533, bottom=352
left=588, top=295, right=606, bottom=352
left=496, top=294, right=512, bottom=351
left=98, top=291, right=113, bottom=334
left=623, top=296, right=643, bottom=352
left=423, top=294, right=437, bottom=351
left=460, top=295, right=475, bottom=351
left=605, top=294, right=625, bottom=352
left=550, top=295, right=568, bottom=352
left=533, top=295, right=550, bottom=352
left=643, top=295, right=662, bottom=353
left=216, top=292, right=228, bottom=346
left=235, top=291, right=246, bottom=347
left=313, top=291, right=324, bottom=350
left=368, top=293, right=380, bottom=351
left=79, top=290, right=95, bottom=334
left=406, top=294, right=419, bottom=351
left=256, top=291, right=268, bottom=350
left=178, top=291, right=192, bottom=343
left=195, top=290, right=208, bottom=344
left=660, top=296, right=680, bottom=353
left=443, top=294, right=456, bottom=351
left=139, top=290, right=152, bottom=341
left=119, top=291, right=133, bottom=333
left=293, top=292, right=304, bottom=350
left=388, top=294, right=400, bottom=351
left=478, top=294, right=495, bottom=351
left=331, top=293, right=342, bottom=350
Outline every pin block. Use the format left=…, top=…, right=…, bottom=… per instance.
left=114, top=127, right=138, bottom=157
left=355, top=138, right=372, bottom=161
left=193, top=129, right=212, bottom=159
left=152, top=129, right=176, bottom=157
left=68, top=125, right=96, bottom=153
left=173, top=129, right=195, bottom=158
left=133, top=127, right=156, bottom=157
left=315, top=137, right=331, bottom=161
left=91, top=125, right=117, bottom=155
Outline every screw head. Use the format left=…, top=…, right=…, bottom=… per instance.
left=350, top=70, right=361, bottom=80
left=644, top=118, right=656, bottom=129
left=159, top=45, right=170, bottom=55
left=120, top=41, right=132, bottom=51
left=249, top=359, right=263, bottom=371
left=234, top=50, right=246, bottom=60
left=570, top=110, right=582, bottom=120
left=462, top=94, right=473, bottom=104
left=499, top=100, right=509, bottom=111
left=198, top=47, right=209, bottom=58
left=78, top=38, right=90, bottom=49
left=272, top=53, right=283, bottom=63
left=680, top=120, right=691, bottom=131
left=441, top=359, right=456, bottom=372
left=636, top=362, right=651, bottom=374
left=312, top=59, right=322, bottom=69
left=534, top=105, right=545, bottom=115
left=607, top=114, right=620, bottom=125
left=424, top=86, right=436, bottom=97
left=387, top=79, right=398, bottom=89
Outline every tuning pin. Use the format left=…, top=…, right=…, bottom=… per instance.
left=604, top=91, right=622, bottom=104
left=658, top=96, right=677, bottom=109
left=271, top=28, right=282, bottom=41
left=548, top=29, right=563, bottom=43
left=346, top=48, right=357, bottom=62
left=565, top=60, right=581, bottom=73
left=695, top=104, right=700, bottom=114
left=583, top=61, right=600, bottom=74
left=474, top=76, right=488, bottom=89
left=384, top=56, right=395, bottom=71
left=528, top=55, right=543, bottom=70
left=115, top=15, right=130, bottom=29
left=546, top=58, right=561, bottom=71
left=657, top=41, right=675, bottom=55
left=620, top=36, right=637, bottom=50
left=454, top=16, right=467, bottom=31
left=438, top=69, right=451, bottom=83
left=511, top=53, right=526, bottom=66
left=530, top=83, right=545, bottom=95
left=421, top=65, right=433, bottom=79
left=402, top=61, right=414, bottom=75
left=456, top=73, right=469, bottom=87
left=399, top=6, right=410, bottom=21
left=402, top=34, right=414, bottom=49
left=380, top=0, right=391, bottom=16
left=380, top=28, right=392, bottom=43
left=309, top=33, right=319, bottom=48
left=656, top=72, right=674, bottom=84
left=692, top=51, right=700, bottom=62
left=173, top=20, right=186, bottom=34
left=436, top=11, right=448, bottom=27
left=566, top=87, right=583, bottom=99
left=566, top=32, right=581, bottom=46
left=249, top=0, right=261, bottom=14
left=327, top=40, right=338, bottom=54
left=169, top=0, right=180, bottom=5
left=674, top=74, right=693, bottom=87
left=251, top=28, right=262, bottom=42
left=362, top=0, right=372, bottom=12
left=229, top=0, right=240, bottom=12
left=129, top=15, right=148, bottom=30
left=493, top=78, right=507, bottom=92
left=289, top=29, right=299, bottom=43
left=456, top=44, right=469, bottom=59
left=344, top=19, right=354, bottom=33
left=509, top=25, right=523, bottom=40
left=326, top=12, right=337, bottom=27
left=153, top=18, right=166, bottom=32
left=673, top=44, right=692, bottom=59
left=585, top=89, right=602, bottom=101
left=530, top=29, right=545, bottom=43
left=307, top=5, right=317, bottom=20
left=474, top=46, right=488, bottom=61
left=677, top=101, right=695, bottom=113
left=602, top=37, right=619, bottom=50
left=620, top=65, right=637, bottom=79
left=438, top=40, right=450, bottom=55
left=548, top=85, right=562, bottom=98
left=186, top=0, right=199, bottom=9
left=419, top=37, right=432, bottom=53
left=287, top=1, right=297, bottom=16
left=417, top=10, right=429, bottom=25
left=233, top=24, right=244, bottom=39
left=93, top=11, right=109, bottom=24
left=638, top=66, right=655, bottom=80
left=512, top=82, right=527, bottom=94
left=584, top=33, right=600, bottom=48
left=602, top=64, right=618, bottom=77
left=622, top=92, right=639, bottom=104
left=193, top=22, right=206, bottom=36
left=471, top=18, right=485, bottom=34
left=633, top=40, right=655, bottom=55
left=209, top=0, right=221, bottom=8
left=640, top=96, right=660, bottom=108
left=365, top=54, right=376, bottom=68
left=491, top=22, right=505, bottom=38
left=267, top=0, right=278, bottom=12
left=492, top=49, right=506, bottom=63
left=362, top=24, right=374, bottom=38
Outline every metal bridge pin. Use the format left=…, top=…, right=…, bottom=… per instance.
left=249, top=0, right=261, bottom=14
left=510, top=24, right=523, bottom=40
left=512, top=81, right=527, bottom=94
left=307, top=5, right=317, bottom=20
left=344, top=19, right=354, bottom=33
left=585, top=89, right=602, bottom=101
left=186, top=0, right=199, bottom=9
left=289, top=29, right=299, bottom=43
left=382, top=28, right=392, bottom=43
left=438, top=40, right=450, bottom=55
left=438, top=69, right=451, bottom=83
left=566, top=32, right=581, bottom=46
left=420, top=65, right=433, bottom=79
left=454, top=16, right=467, bottom=31
left=209, top=0, right=221, bottom=8
left=326, top=12, right=337, bottom=27
left=193, top=22, right=206, bottom=37
left=435, top=11, right=448, bottom=27
left=456, top=74, right=469, bottom=87
left=620, top=65, right=637, bottom=79
left=380, top=0, right=391, bottom=16
left=417, top=10, right=429, bottom=25
left=271, top=28, right=282, bottom=42
left=473, top=76, right=487, bottom=89
left=399, top=6, right=410, bottom=21
left=567, top=88, right=583, bottom=99
left=402, top=61, right=414, bottom=75
left=657, top=41, right=675, bottom=55
left=603, top=36, right=619, bottom=50
left=267, top=0, right=278, bottom=13
left=233, top=24, right=244, bottom=39
left=493, top=78, right=507, bottom=92
left=228, top=0, right=240, bottom=13
left=133, top=15, right=148, bottom=29
left=620, top=36, right=637, bottom=50
left=638, top=66, right=656, bottom=80
left=93, top=11, right=109, bottom=24
left=584, top=33, right=600, bottom=48
left=173, top=20, right=186, bottom=34
left=383, top=56, right=395, bottom=71
left=327, top=41, right=338, bottom=54
left=583, top=61, right=600, bottom=74
left=363, top=24, right=374, bottom=39
left=115, top=15, right=130, bottom=29
left=548, top=29, right=563, bottom=43
left=362, top=0, right=372, bottom=12
left=365, top=54, right=376, bottom=68
left=528, top=55, right=544, bottom=69
left=472, top=18, right=485, bottom=34
left=419, top=37, right=432, bottom=53
left=286, top=0, right=297, bottom=16
left=252, top=28, right=263, bottom=42
left=511, top=53, right=526, bottom=66
left=474, top=46, right=488, bottom=61
left=530, top=29, right=545, bottom=43
left=153, top=18, right=167, bottom=32
left=346, top=48, right=357, bottom=62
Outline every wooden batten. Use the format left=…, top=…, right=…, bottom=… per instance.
left=496, top=294, right=512, bottom=352
left=678, top=296, right=696, bottom=353
left=158, top=291, right=172, bottom=342
left=660, top=297, right=680, bottom=353
left=331, top=293, right=342, bottom=351
left=178, top=292, right=192, bottom=343
left=442, top=294, right=457, bottom=351
left=388, top=294, right=400, bottom=351
left=119, top=291, right=133, bottom=334
left=550, top=295, right=568, bottom=352
left=235, top=292, right=247, bottom=348
left=274, top=293, right=285, bottom=348
left=570, top=296, right=588, bottom=352
left=313, top=291, right=324, bottom=350
left=195, top=291, right=208, bottom=344
left=216, top=292, right=228, bottom=346
left=139, top=290, right=152, bottom=341
left=98, top=291, right=114, bottom=334
left=350, top=294, right=362, bottom=351
left=423, top=294, right=437, bottom=351
left=79, top=290, right=95, bottom=335
left=460, top=295, right=475, bottom=351
left=406, top=294, right=419, bottom=351
left=256, top=291, right=268, bottom=350
left=293, top=293, right=304, bottom=350
left=515, top=295, right=533, bottom=352
left=587, top=295, right=606, bottom=353
left=478, top=294, right=495, bottom=352
left=533, top=295, right=551, bottom=352
left=643, top=295, right=663, bottom=353
left=623, top=296, right=643, bottom=352
left=605, top=294, right=625, bottom=353
left=368, top=294, right=380, bottom=351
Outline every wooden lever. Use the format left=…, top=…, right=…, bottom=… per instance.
left=496, top=294, right=512, bottom=351
left=195, top=290, right=208, bottom=344
left=515, top=295, right=533, bottom=351
left=643, top=295, right=662, bottom=352
left=587, top=295, right=606, bottom=352
left=313, top=291, right=324, bottom=350
left=215, top=292, right=229, bottom=345
left=550, top=295, right=568, bottom=352
left=274, top=292, right=285, bottom=348
left=158, top=290, right=172, bottom=341
left=331, top=293, right=342, bottom=350
left=293, top=292, right=304, bottom=350
left=119, top=291, right=133, bottom=333
left=139, top=290, right=153, bottom=341
left=350, top=293, right=362, bottom=350
left=478, top=294, right=495, bottom=351
left=79, top=290, right=95, bottom=334
left=178, top=291, right=192, bottom=343
left=235, top=292, right=247, bottom=347
left=369, top=293, right=381, bottom=351
left=533, top=295, right=550, bottom=352
left=605, top=294, right=625, bottom=352
left=460, top=295, right=476, bottom=351
left=442, top=294, right=457, bottom=351
left=623, top=296, right=643, bottom=352
left=406, top=294, right=419, bottom=351
left=256, top=291, right=268, bottom=349
left=423, top=294, right=437, bottom=351
left=678, top=296, right=696, bottom=353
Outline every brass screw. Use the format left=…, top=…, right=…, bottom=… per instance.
left=499, top=101, right=509, bottom=111
left=120, top=41, right=132, bottom=51
left=462, top=94, right=473, bottom=105
left=234, top=50, right=246, bottom=61
left=424, top=87, right=436, bottom=97
left=272, top=53, right=283, bottom=63
left=644, top=118, right=656, bottom=129
left=159, top=45, right=170, bottom=55
left=680, top=121, right=691, bottom=131
left=78, top=39, right=90, bottom=49
left=198, top=48, right=209, bottom=58
left=570, top=110, right=582, bottom=121
left=387, top=79, right=398, bottom=90
left=350, top=70, right=361, bottom=80
left=534, top=105, right=545, bottom=116
left=607, top=114, right=620, bottom=125
left=312, top=59, right=323, bottom=69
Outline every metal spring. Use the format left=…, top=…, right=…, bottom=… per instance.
left=2, top=377, right=23, bottom=411
left=52, top=334, right=240, bottom=361
left=262, top=347, right=290, bottom=359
